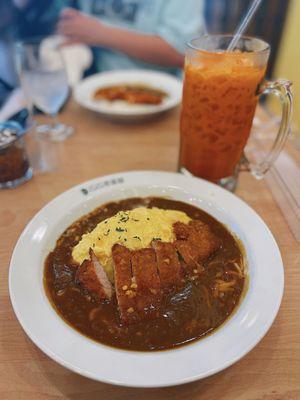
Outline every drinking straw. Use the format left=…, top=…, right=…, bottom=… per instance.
left=227, top=0, right=263, bottom=51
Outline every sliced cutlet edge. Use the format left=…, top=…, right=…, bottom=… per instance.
left=173, top=220, right=220, bottom=264
left=112, top=243, right=139, bottom=324
left=131, top=248, right=161, bottom=318
left=152, top=240, right=183, bottom=289
left=174, top=240, right=205, bottom=272
left=188, top=220, right=221, bottom=260
left=76, top=248, right=113, bottom=300
left=173, top=221, right=202, bottom=272
left=173, top=221, right=190, bottom=240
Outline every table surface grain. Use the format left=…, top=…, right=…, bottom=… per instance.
left=1, top=102, right=300, bottom=400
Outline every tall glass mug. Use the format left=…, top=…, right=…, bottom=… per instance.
left=179, top=35, right=293, bottom=191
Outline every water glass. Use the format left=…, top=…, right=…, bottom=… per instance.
left=15, top=36, right=74, bottom=142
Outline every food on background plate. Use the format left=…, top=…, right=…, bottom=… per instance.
left=44, top=197, right=246, bottom=351
left=93, top=84, right=167, bottom=105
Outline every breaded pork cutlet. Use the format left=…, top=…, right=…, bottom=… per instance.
left=131, top=248, right=161, bottom=318
left=77, top=219, right=220, bottom=325
left=113, top=245, right=162, bottom=324
left=93, top=86, right=164, bottom=105
left=174, top=240, right=205, bottom=272
left=152, top=240, right=183, bottom=289
left=112, top=244, right=138, bottom=324
left=76, top=248, right=113, bottom=300
left=173, top=220, right=220, bottom=271
left=189, top=220, right=221, bottom=259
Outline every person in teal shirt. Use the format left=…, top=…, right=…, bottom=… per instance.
left=57, top=0, right=205, bottom=75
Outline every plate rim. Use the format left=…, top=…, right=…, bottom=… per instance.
left=8, top=170, right=284, bottom=387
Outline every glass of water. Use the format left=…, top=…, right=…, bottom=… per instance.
left=15, top=36, right=73, bottom=142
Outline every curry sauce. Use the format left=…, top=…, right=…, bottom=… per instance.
left=44, top=197, right=246, bottom=351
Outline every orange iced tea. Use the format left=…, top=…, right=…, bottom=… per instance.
left=180, top=47, right=266, bottom=182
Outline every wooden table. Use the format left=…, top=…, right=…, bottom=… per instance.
left=1, top=102, right=300, bottom=400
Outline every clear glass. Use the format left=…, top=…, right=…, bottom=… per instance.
left=25, top=124, right=63, bottom=174
left=179, top=34, right=293, bottom=191
left=15, top=36, right=74, bottom=142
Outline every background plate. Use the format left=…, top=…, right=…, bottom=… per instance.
left=73, top=70, right=182, bottom=122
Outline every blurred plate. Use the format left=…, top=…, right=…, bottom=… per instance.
left=73, top=70, right=182, bottom=122
left=9, top=171, right=284, bottom=387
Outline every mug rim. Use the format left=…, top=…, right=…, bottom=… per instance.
left=187, top=34, right=270, bottom=55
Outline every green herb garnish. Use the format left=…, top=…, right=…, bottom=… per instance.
left=119, top=214, right=129, bottom=222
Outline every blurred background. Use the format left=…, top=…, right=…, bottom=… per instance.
left=0, top=0, right=299, bottom=132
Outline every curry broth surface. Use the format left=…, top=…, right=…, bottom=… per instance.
left=44, top=197, right=245, bottom=351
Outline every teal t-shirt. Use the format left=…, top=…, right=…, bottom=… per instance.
left=78, top=0, right=205, bottom=75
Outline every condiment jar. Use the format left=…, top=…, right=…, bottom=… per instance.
left=0, top=121, right=33, bottom=189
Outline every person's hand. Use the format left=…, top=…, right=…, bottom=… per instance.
left=57, top=8, right=105, bottom=46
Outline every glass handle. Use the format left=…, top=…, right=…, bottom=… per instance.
left=243, top=79, right=293, bottom=179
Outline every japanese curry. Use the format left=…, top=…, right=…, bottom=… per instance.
left=44, top=197, right=246, bottom=351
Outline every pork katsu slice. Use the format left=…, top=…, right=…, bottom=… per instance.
left=173, top=221, right=190, bottom=240
left=131, top=248, right=161, bottom=317
left=152, top=240, right=183, bottom=289
left=94, top=86, right=163, bottom=105
left=112, top=244, right=138, bottom=325
left=174, top=240, right=205, bottom=271
left=94, top=86, right=126, bottom=101
left=126, top=91, right=162, bottom=105
left=76, top=248, right=113, bottom=300
left=189, top=220, right=221, bottom=260
left=173, top=220, right=220, bottom=270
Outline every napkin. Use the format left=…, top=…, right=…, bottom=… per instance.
left=40, top=35, right=93, bottom=87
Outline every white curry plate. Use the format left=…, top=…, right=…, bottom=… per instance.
left=9, top=171, right=284, bottom=387
left=73, top=70, right=182, bottom=122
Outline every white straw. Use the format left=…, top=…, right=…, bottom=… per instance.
left=227, top=0, right=263, bottom=51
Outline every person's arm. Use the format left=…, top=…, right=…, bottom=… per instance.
left=94, top=27, right=184, bottom=67
left=154, top=0, right=205, bottom=56
left=57, top=8, right=184, bottom=67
